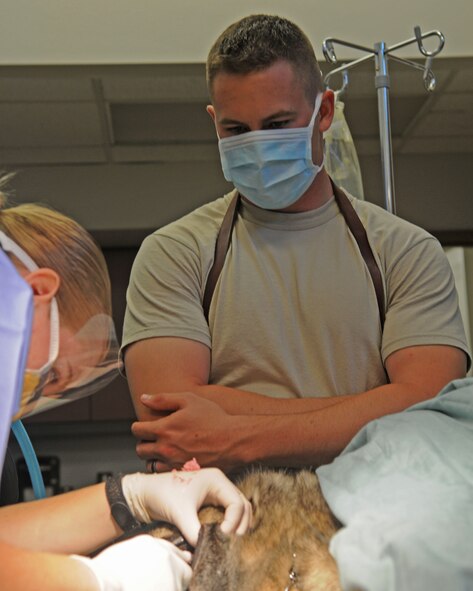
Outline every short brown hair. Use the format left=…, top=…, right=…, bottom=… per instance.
left=206, top=14, right=323, bottom=102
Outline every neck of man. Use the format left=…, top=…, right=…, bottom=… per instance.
left=275, top=169, right=334, bottom=214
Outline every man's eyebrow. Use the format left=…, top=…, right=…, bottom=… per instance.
left=219, top=110, right=297, bottom=126
left=262, top=110, right=297, bottom=124
left=219, top=117, right=247, bottom=126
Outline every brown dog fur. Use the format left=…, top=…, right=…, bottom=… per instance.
left=150, top=469, right=342, bottom=591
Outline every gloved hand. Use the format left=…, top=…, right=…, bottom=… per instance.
left=122, top=467, right=252, bottom=547
left=71, top=535, right=192, bottom=591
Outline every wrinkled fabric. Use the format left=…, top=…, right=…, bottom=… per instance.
left=317, top=378, right=473, bottom=591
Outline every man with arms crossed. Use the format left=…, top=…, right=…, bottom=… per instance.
left=122, top=14, right=469, bottom=475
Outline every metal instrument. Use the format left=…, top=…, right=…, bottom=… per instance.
left=322, top=26, right=445, bottom=214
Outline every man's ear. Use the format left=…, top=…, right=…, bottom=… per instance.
left=318, top=90, right=335, bottom=133
left=24, top=268, right=60, bottom=302
left=206, top=104, right=216, bottom=123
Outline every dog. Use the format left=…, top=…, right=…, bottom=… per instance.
left=150, top=468, right=342, bottom=591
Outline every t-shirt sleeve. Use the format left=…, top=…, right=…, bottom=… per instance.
left=381, top=236, right=471, bottom=368
left=121, top=232, right=211, bottom=353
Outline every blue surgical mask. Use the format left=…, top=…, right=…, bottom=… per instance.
left=218, top=93, right=324, bottom=210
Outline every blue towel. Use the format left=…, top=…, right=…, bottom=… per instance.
left=317, top=378, right=473, bottom=591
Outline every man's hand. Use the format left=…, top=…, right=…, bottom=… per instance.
left=127, top=336, right=467, bottom=472
left=131, top=392, right=246, bottom=472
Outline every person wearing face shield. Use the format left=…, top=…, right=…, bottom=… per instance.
left=0, top=184, right=252, bottom=591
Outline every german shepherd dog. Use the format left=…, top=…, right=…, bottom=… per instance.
left=150, top=469, right=342, bottom=591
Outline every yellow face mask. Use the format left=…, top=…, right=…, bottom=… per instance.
left=12, top=373, right=43, bottom=421
left=12, top=298, right=60, bottom=421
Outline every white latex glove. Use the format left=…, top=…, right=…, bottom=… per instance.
left=122, top=467, right=252, bottom=547
left=72, top=535, right=192, bottom=591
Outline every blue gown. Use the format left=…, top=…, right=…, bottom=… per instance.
left=0, top=249, right=33, bottom=477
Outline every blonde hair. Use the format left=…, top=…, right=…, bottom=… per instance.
left=0, top=180, right=111, bottom=331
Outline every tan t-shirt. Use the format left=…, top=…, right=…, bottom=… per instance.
left=123, top=190, right=470, bottom=398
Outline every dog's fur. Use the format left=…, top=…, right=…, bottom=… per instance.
left=150, top=469, right=342, bottom=591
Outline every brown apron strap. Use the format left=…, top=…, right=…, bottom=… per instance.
left=202, top=192, right=241, bottom=322
left=331, top=180, right=385, bottom=330
left=202, top=183, right=385, bottom=330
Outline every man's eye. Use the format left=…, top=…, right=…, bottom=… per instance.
left=225, top=125, right=249, bottom=135
left=266, top=120, right=289, bottom=129
left=48, top=368, right=60, bottom=384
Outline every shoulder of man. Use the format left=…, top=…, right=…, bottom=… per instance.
left=347, top=195, right=439, bottom=264
left=146, top=190, right=237, bottom=252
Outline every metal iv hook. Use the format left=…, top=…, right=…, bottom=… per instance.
left=413, top=26, right=445, bottom=92
left=321, top=24, right=446, bottom=215
left=413, top=25, right=445, bottom=58
left=325, top=68, right=349, bottom=97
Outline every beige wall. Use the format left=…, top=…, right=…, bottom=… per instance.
left=0, top=0, right=472, bottom=65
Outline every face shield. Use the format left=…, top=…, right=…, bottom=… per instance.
left=0, top=230, right=123, bottom=421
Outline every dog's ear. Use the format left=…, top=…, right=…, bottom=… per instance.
left=190, top=523, right=232, bottom=590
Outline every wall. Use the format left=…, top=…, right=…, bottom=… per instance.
left=1, top=0, right=472, bottom=64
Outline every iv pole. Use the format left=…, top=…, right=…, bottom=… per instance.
left=322, top=26, right=445, bottom=214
